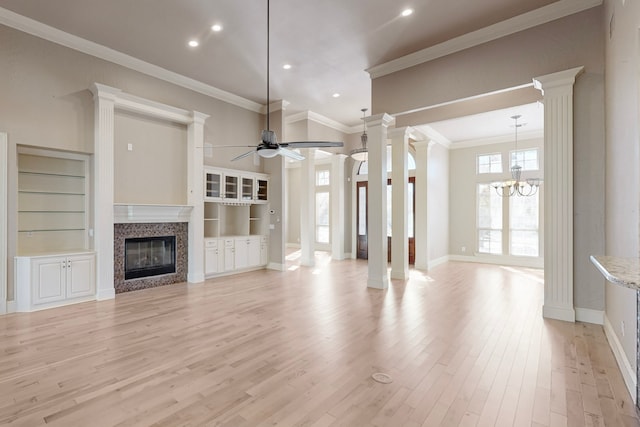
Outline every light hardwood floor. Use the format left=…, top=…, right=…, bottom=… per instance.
left=1, top=254, right=638, bottom=427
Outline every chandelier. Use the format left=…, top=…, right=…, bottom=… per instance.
left=350, top=108, right=368, bottom=161
left=492, top=114, right=540, bottom=197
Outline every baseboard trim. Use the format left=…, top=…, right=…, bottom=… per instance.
left=543, top=304, right=576, bottom=322
left=7, top=300, right=15, bottom=314
left=96, top=289, right=116, bottom=301
left=267, top=262, right=285, bottom=272
left=604, top=314, right=636, bottom=404
left=449, top=254, right=543, bottom=269
left=575, top=308, right=604, bottom=325
left=427, top=256, right=450, bottom=270
left=187, top=273, right=205, bottom=283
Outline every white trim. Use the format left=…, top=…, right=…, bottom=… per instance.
left=448, top=129, right=544, bottom=150
left=542, top=305, right=576, bottom=322
left=96, top=288, right=116, bottom=301
left=7, top=301, right=16, bottom=313
left=604, top=314, right=636, bottom=403
left=448, top=254, right=544, bottom=269
left=427, top=256, right=450, bottom=270
left=267, top=262, right=285, bottom=271
left=113, top=204, right=193, bottom=223
left=286, top=111, right=352, bottom=134
left=0, top=132, right=7, bottom=315
left=367, top=0, right=603, bottom=79
left=0, top=8, right=262, bottom=113
left=575, top=308, right=604, bottom=325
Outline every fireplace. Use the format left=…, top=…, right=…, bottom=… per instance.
left=125, top=236, right=176, bottom=280
left=114, top=222, right=188, bottom=293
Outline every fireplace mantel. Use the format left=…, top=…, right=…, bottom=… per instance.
left=114, top=204, right=193, bottom=224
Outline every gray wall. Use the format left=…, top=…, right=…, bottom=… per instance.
left=603, top=0, right=640, bottom=376
left=428, top=142, right=450, bottom=262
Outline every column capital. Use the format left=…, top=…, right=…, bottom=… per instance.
left=388, top=126, right=415, bottom=140
left=267, top=100, right=290, bottom=114
left=89, top=82, right=121, bottom=101
left=533, top=66, right=584, bottom=94
left=191, top=111, right=210, bottom=125
left=364, top=113, right=395, bottom=128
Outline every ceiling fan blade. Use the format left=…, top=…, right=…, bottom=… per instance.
left=278, top=147, right=305, bottom=161
left=215, top=145, right=258, bottom=148
left=231, top=150, right=256, bottom=162
left=280, top=141, right=344, bottom=148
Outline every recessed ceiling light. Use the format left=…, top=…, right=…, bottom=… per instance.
left=401, top=8, right=413, bottom=17
left=332, top=93, right=340, bottom=98
left=283, top=64, right=292, bottom=70
left=211, top=24, right=223, bottom=32
left=188, top=40, right=199, bottom=47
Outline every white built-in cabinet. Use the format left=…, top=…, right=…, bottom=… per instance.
left=15, top=147, right=95, bottom=312
left=203, top=167, right=269, bottom=277
left=15, top=251, right=96, bottom=312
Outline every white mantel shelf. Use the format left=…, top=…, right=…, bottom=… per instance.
left=114, top=204, right=193, bottom=223
left=590, top=255, right=640, bottom=291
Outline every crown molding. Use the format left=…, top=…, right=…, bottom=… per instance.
left=286, top=111, right=352, bottom=134
left=0, top=7, right=263, bottom=113
left=448, top=128, right=544, bottom=150
left=413, top=125, right=452, bottom=149
left=367, top=0, right=603, bottom=79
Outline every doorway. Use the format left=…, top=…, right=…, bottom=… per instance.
left=356, top=177, right=415, bottom=264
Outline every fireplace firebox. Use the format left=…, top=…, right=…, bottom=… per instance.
left=124, top=236, right=176, bottom=280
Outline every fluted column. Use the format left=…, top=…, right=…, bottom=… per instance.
left=366, top=114, right=395, bottom=289
left=331, top=154, right=347, bottom=260
left=533, top=66, right=584, bottom=322
left=89, top=83, right=118, bottom=301
left=300, top=148, right=316, bottom=267
left=414, top=140, right=430, bottom=271
left=389, top=127, right=412, bottom=280
left=187, top=112, right=209, bottom=283
left=0, top=132, right=7, bottom=314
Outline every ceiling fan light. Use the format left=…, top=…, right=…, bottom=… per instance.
left=257, top=148, right=280, bottom=158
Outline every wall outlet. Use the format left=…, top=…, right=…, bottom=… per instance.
left=461, top=246, right=466, bottom=253
left=621, top=320, right=625, bottom=337
left=127, top=143, right=133, bottom=151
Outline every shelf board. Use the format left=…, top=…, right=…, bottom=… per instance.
left=19, top=228, right=86, bottom=233
left=204, top=218, right=220, bottom=221
left=19, top=210, right=85, bottom=213
left=18, top=190, right=85, bottom=196
left=19, top=171, right=85, bottom=179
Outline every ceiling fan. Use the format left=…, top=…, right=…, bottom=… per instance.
left=230, top=0, right=343, bottom=162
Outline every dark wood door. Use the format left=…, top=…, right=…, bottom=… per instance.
left=356, top=178, right=415, bottom=264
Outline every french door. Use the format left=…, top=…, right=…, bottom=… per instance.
left=356, top=177, right=415, bottom=264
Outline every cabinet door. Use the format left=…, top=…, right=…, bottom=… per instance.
left=67, top=254, right=96, bottom=298
left=247, top=237, right=260, bottom=267
left=32, top=256, right=66, bottom=305
left=205, top=247, right=221, bottom=275
left=241, top=177, right=254, bottom=201
left=204, top=170, right=223, bottom=200
left=234, top=238, right=249, bottom=270
left=256, top=178, right=269, bottom=202
left=224, top=174, right=239, bottom=200
left=223, top=239, right=235, bottom=271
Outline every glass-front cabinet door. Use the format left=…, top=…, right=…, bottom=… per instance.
left=204, top=170, right=222, bottom=201
left=224, top=173, right=239, bottom=200
left=256, top=178, right=268, bottom=202
left=241, top=177, right=254, bottom=201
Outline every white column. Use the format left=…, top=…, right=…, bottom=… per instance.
left=534, top=66, right=584, bottom=322
left=89, top=83, right=118, bottom=301
left=0, top=133, right=7, bottom=314
left=187, top=112, right=209, bottom=283
left=300, top=148, right=316, bottom=266
left=414, top=140, right=429, bottom=270
left=331, top=154, right=347, bottom=260
left=366, top=114, right=395, bottom=289
left=389, top=127, right=411, bottom=280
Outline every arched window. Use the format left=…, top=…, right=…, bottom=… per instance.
left=357, top=146, right=416, bottom=175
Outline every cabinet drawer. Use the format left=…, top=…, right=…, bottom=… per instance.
left=204, top=239, right=218, bottom=248
left=223, top=239, right=234, bottom=248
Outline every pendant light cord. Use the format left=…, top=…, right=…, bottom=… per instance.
left=266, top=0, right=270, bottom=132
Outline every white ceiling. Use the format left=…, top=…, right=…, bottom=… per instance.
left=0, top=0, right=559, bottom=138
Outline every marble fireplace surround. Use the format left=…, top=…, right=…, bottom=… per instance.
left=114, top=204, right=192, bottom=293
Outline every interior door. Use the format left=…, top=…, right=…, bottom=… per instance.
left=356, top=178, right=415, bottom=264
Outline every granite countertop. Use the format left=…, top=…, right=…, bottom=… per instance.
left=590, top=255, right=640, bottom=291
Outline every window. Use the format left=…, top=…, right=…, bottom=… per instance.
left=356, top=147, right=416, bottom=175
left=316, top=192, right=330, bottom=243
left=477, top=153, right=502, bottom=174
left=316, top=170, right=330, bottom=186
left=510, top=149, right=539, bottom=171
left=477, top=184, right=502, bottom=254
left=315, top=168, right=330, bottom=245
left=510, top=193, right=539, bottom=256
